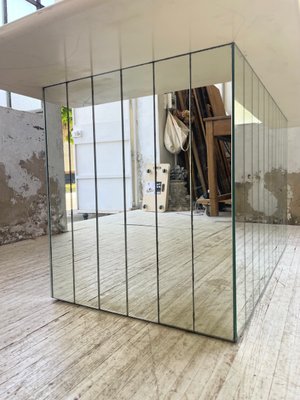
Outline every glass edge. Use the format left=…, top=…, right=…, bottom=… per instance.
left=42, top=88, right=54, bottom=299
left=231, top=43, right=238, bottom=342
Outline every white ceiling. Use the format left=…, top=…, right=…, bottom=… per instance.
left=45, top=45, right=232, bottom=108
left=0, top=0, right=299, bottom=126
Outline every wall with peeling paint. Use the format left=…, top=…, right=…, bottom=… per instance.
left=0, top=105, right=65, bottom=245
left=287, top=126, right=300, bottom=225
left=235, top=123, right=287, bottom=224
left=46, top=104, right=68, bottom=234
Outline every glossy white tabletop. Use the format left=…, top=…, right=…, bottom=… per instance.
left=0, top=0, right=299, bottom=125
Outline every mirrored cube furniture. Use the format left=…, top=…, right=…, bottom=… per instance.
left=44, top=43, right=287, bottom=342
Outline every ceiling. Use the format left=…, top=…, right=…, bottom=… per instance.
left=0, top=0, right=299, bottom=126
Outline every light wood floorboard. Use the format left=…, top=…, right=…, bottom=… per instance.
left=0, top=225, right=299, bottom=399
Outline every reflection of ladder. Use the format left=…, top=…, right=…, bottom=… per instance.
left=197, top=116, right=231, bottom=216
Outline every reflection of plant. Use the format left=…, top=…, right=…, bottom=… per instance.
left=61, top=107, right=74, bottom=143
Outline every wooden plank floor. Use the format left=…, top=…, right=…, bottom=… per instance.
left=0, top=225, right=299, bottom=399
left=50, top=210, right=234, bottom=339
left=48, top=210, right=285, bottom=341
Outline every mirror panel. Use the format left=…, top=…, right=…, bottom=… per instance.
left=233, top=44, right=288, bottom=335
left=258, top=79, right=266, bottom=289
left=122, top=64, right=158, bottom=322
left=252, top=72, right=260, bottom=304
left=154, top=55, right=193, bottom=330
left=244, top=61, right=254, bottom=321
left=67, top=78, right=99, bottom=308
left=192, top=46, right=233, bottom=339
left=45, top=84, right=74, bottom=302
left=93, top=72, right=128, bottom=314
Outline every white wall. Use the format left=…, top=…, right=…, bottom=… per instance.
left=73, top=95, right=173, bottom=212
left=73, top=101, right=132, bottom=213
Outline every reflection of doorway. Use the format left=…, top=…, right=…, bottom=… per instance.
left=69, top=85, right=232, bottom=217
left=63, top=141, right=77, bottom=212
left=71, top=96, right=173, bottom=215
left=62, top=107, right=77, bottom=213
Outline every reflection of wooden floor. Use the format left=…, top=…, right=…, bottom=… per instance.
left=235, top=220, right=287, bottom=335
left=51, top=210, right=233, bottom=340
left=0, top=227, right=299, bottom=399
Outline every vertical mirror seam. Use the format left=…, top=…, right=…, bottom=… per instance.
left=66, top=82, right=76, bottom=304
left=152, top=61, right=160, bottom=324
left=120, top=69, right=129, bottom=316
left=90, top=76, right=101, bottom=310
left=231, top=43, right=237, bottom=341
left=43, top=90, right=54, bottom=298
left=189, top=53, right=195, bottom=332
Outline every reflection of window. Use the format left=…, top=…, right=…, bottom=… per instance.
left=7, top=0, right=36, bottom=23
left=5, top=0, right=56, bottom=23
left=6, top=0, right=56, bottom=23
left=235, top=101, right=262, bottom=125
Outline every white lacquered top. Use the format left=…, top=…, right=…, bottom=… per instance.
left=0, top=0, right=299, bottom=125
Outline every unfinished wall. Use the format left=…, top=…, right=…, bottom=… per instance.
left=287, top=126, right=300, bottom=225
left=235, top=123, right=287, bottom=224
left=234, top=123, right=300, bottom=226
left=0, top=105, right=65, bottom=245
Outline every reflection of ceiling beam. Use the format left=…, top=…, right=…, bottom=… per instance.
left=25, top=0, right=44, bottom=9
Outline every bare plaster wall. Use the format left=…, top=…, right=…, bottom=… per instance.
left=0, top=105, right=65, bottom=245
left=46, top=104, right=68, bottom=234
left=234, top=124, right=299, bottom=225
left=287, top=126, right=300, bottom=225
left=234, top=123, right=286, bottom=224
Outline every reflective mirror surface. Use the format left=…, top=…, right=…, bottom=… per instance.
left=45, top=84, right=73, bottom=303
left=234, top=45, right=287, bottom=336
left=44, top=44, right=287, bottom=341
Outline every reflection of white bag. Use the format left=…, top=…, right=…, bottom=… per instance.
left=164, top=111, right=190, bottom=155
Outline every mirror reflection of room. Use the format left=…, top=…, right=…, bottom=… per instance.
left=46, top=46, right=234, bottom=340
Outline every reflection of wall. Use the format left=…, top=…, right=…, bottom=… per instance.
left=73, top=101, right=132, bottom=213
left=215, top=82, right=232, bottom=116
left=47, top=104, right=68, bottom=233
left=235, top=123, right=287, bottom=223
left=131, top=97, right=153, bottom=207
left=287, top=126, right=300, bottom=225
left=132, top=95, right=174, bottom=207
left=0, top=105, right=65, bottom=244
